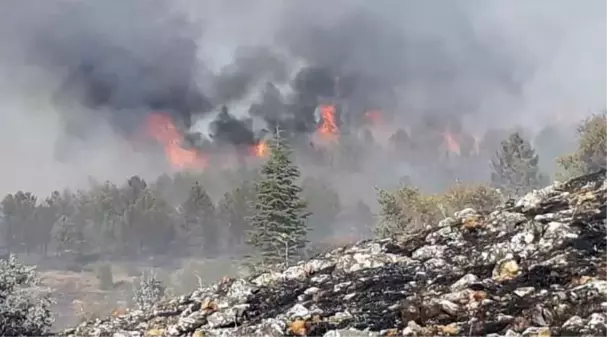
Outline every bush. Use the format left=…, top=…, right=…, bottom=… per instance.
left=132, top=269, right=165, bottom=311
left=0, top=255, right=54, bottom=336
left=442, top=181, right=503, bottom=214
left=376, top=186, right=443, bottom=238
left=557, top=113, right=607, bottom=178
left=376, top=182, right=503, bottom=238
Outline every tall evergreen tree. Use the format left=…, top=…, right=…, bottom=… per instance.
left=247, top=128, right=310, bottom=267
left=490, top=132, right=548, bottom=197
left=217, top=183, right=255, bottom=252
left=51, top=215, right=86, bottom=256
left=179, top=182, right=217, bottom=255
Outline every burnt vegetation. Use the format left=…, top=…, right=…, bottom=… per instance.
left=0, top=1, right=605, bottom=336
left=0, top=112, right=605, bottom=335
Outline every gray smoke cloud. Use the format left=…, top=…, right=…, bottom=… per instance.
left=0, top=0, right=604, bottom=195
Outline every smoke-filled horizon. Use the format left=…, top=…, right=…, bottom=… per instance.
left=0, top=0, right=604, bottom=197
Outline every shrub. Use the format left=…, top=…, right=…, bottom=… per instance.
left=0, top=255, right=54, bottom=336
left=132, top=269, right=165, bottom=311
left=376, top=186, right=443, bottom=238
left=442, top=181, right=503, bottom=214
left=557, top=113, right=607, bottom=178
left=376, top=182, right=503, bottom=238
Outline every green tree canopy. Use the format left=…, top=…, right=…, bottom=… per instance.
left=490, top=132, right=548, bottom=197
left=247, top=129, right=310, bottom=267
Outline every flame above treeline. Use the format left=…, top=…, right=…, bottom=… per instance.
left=145, top=113, right=209, bottom=170
left=144, top=105, right=471, bottom=171
left=145, top=112, right=271, bottom=170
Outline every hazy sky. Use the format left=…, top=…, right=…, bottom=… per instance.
left=0, top=0, right=603, bottom=195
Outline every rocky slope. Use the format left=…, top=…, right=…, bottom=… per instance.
left=61, top=170, right=607, bottom=337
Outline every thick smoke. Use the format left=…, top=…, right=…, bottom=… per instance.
left=0, top=0, right=604, bottom=195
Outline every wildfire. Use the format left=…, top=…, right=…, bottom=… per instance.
left=443, top=129, right=461, bottom=156
left=145, top=113, right=207, bottom=170
left=318, top=104, right=339, bottom=140
left=252, top=139, right=269, bottom=158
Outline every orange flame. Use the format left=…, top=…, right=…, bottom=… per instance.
left=364, top=109, right=384, bottom=125
left=443, top=129, right=461, bottom=156
left=319, top=104, right=338, bottom=140
left=252, top=139, right=269, bottom=158
left=145, top=113, right=207, bottom=170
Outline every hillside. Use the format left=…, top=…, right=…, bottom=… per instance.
left=61, top=170, right=606, bottom=337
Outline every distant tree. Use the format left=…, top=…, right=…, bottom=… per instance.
left=301, top=177, right=341, bottom=241
left=179, top=182, right=217, bottom=255
left=126, top=175, right=148, bottom=202
left=389, top=129, right=413, bottom=158
left=0, top=255, right=54, bottom=336
left=557, top=112, right=607, bottom=178
left=85, top=181, right=127, bottom=253
left=247, top=129, right=310, bottom=267
left=490, top=132, right=548, bottom=197
left=0, top=192, right=39, bottom=254
left=217, top=183, right=255, bottom=253
left=36, top=190, right=72, bottom=256
left=126, top=188, right=176, bottom=256
left=51, top=215, right=86, bottom=257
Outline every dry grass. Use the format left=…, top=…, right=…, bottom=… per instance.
left=38, top=257, right=249, bottom=330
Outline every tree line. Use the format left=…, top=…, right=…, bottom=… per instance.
left=377, top=113, right=607, bottom=237
left=0, top=135, right=372, bottom=265
left=0, top=112, right=604, bottom=336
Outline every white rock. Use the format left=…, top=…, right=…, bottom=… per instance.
left=304, top=287, right=321, bottom=295
left=562, top=315, right=583, bottom=328
left=588, top=312, right=606, bottom=328
left=450, top=274, right=479, bottom=292
left=286, top=303, right=310, bottom=320
left=514, top=287, right=535, bottom=297
left=412, top=245, right=446, bottom=261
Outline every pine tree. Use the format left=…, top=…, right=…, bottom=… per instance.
left=247, top=128, right=310, bottom=267
left=51, top=215, right=86, bottom=256
left=217, top=183, right=255, bottom=251
left=490, top=132, right=548, bottom=197
left=179, top=182, right=217, bottom=255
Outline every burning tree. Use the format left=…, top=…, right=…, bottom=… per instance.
left=490, top=132, right=548, bottom=197
left=246, top=128, right=310, bottom=268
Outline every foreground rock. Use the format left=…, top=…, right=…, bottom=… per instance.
left=61, top=170, right=607, bottom=337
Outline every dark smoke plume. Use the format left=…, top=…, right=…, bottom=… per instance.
left=0, top=1, right=556, bottom=142
left=0, top=0, right=603, bottom=194
left=31, top=1, right=211, bottom=134
left=209, top=106, right=255, bottom=146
